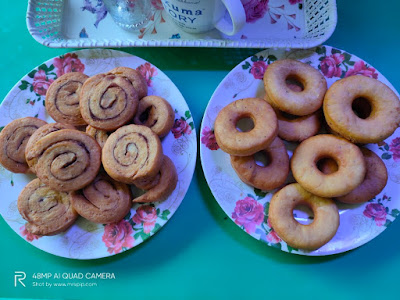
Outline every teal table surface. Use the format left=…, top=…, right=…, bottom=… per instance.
left=1, top=1, right=400, bottom=299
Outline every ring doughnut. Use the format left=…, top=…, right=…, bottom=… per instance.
left=230, top=137, right=289, bottom=191
left=323, top=75, right=400, bottom=143
left=133, top=155, right=178, bottom=203
left=291, top=134, right=366, bottom=198
left=214, top=98, right=278, bottom=156
left=25, top=129, right=101, bottom=192
left=263, top=59, right=327, bottom=116
left=268, top=183, right=339, bottom=250
left=86, top=125, right=109, bottom=148
left=102, top=124, right=163, bottom=184
left=17, top=178, right=78, bottom=236
left=25, top=122, right=76, bottom=173
left=0, top=117, right=47, bottom=173
left=45, top=72, right=89, bottom=126
left=71, top=172, right=132, bottom=224
left=79, top=73, right=139, bottom=131
left=133, top=95, right=175, bottom=138
left=107, top=67, right=148, bottom=99
left=320, top=148, right=388, bottom=204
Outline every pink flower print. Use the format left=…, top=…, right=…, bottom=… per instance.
left=250, top=60, right=268, bottom=80
left=363, top=203, right=387, bottom=226
left=102, top=219, right=134, bottom=254
left=320, top=53, right=345, bottom=78
left=242, top=0, right=269, bottom=23
left=151, top=0, right=163, bottom=10
left=289, top=0, right=302, bottom=4
left=266, top=217, right=281, bottom=243
left=232, top=197, right=264, bottom=233
left=132, top=205, right=158, bottom=234
left=53, top=53, right=85, bottom=77
left=20, top=225, right=41, bottom=242
left=32, top=69, right=54, bottom=96
left=345, top=60, right=378, bottom=79
left=172, top=119, right=192, bottom=138
left=390, top=137, right=400, bottom=162
left=201, top=126, right=219, bottom=150
left=137, top=62, right=158, bottom=87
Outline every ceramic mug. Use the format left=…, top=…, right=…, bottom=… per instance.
left=161, top=0, right=246, bottom=35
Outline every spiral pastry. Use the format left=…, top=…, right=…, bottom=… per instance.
left=107, top=67, right=148, bottom=99
left=102, top=124, right=163, bottom=184
left=79, top=73, right=139, bottom=131
left=25, top=122, right=76, bottom=173
left=86, top=125, right=109, bottom=149
left=0, top=117, right=47, bottom=173
left=25, top=129, right=101, bottom=192
left=133, top=95, right=175, bottom=138
left=17, top=178, right=78, bottom=236
left=46, top=72, right=89, bottom=126
left=133, top=155, right=178, bottom=203
left=71, top=172, right=132, bottom=224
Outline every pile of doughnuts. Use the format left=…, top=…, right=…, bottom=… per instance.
left=0, top=67, right=178, bottom=237
left=214, top=59, right=400, bottom=251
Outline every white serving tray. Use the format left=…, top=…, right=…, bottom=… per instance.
left=27, top=0, right=337, bottom=49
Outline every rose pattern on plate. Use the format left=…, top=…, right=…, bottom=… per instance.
left=53, top=53, right=86, bottom=77
left=363, top=195, right=399, bottom=227
left=172, top=110, right=194, bottom=139
left=201, top=126, right=219, bottom=151
left=132, top=205, right=158, bottom=234
left=232, top=195, right=264, bottom=234
left=20, top=225, right=41, bottom=242
left=241, top=54, right=277, bottom=80
left=137, top=62, right=158, bottom=87
left=102, top=219, right=135, bottom=254
left=377, top=138, right=400, bottom=161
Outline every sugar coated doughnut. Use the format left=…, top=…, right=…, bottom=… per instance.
left=133, top=95, right=175, bottom=138
left=263, top=59, right=327, bottom=116
left=214, top=98, right=278, bottom=156
left=71, top=172, right=132, bottom=224
left=46, top=72, right=89, bottom=126
left=102, top=124, right=163, bottom=184
left=230, top=137, right=289, bottom=191
left=79, top=73, right=139, bottom=131
left=323, top=75, right=400, bottom=143
left=132, top=155, right=178, bottom=203
left=18, top=178, right=78, bottom=236
left=291, top=134, right=366, bottom=198
left=25, top=129, right=101, bottom=192
left=107, top=67, right=148, bottom=99
left=0, top=117, right=47, bottom=173
left=268, top=183, right=339, bottom=250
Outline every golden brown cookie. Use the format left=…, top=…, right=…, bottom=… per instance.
left=102, top=124, right=163, bottom=184
left=268, top=183, right=339, bottom=251
left=25, top=129, right=101, bottom=192
left=85, top=125, right=109, bottom=148
left=79, top=73, right=139, bottom=131
left=25, top=122, right=76, bottom=173
left=71, top=172, right=132, bottom=224
left=214, top=98, right=278, bottom=156
left=107, top=67, right=148, bottom=99
left=291, top=134, right=366, bottom=198
left=133, top=155, right=178, bottom=203
left=17, top=178, right=78, bottom=236
left=230, top=137, right=289, bottom=191
left=133, top=95, right=175, bottom=137
left=323, top=75, right=400, bottom=143
left=263, top=59, right=327, bottom=116
left=0, top=117, right=47, bottom=173
left=45, top=72, right=89, bottom=126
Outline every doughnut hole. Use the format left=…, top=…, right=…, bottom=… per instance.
left=317, top=157, right=339, bottom=174
left=293, top=203, right=314, bottom=225
left=236, top=116, right=255, bottom=132
left=352, top=97, right=372, bottom=119
left=253, top=150, right=271, bottom=167
left=138, top=105, right=153, bottom=123
left=285, top=75, right=304, bottom=92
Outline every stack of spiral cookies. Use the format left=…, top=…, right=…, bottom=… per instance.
left=0, top=67, right=177, bottom=237
left=214, top=59, right=400, bottom=251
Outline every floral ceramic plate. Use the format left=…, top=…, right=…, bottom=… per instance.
left=200, top=45, right=400, bottom=256
left=0, top=49, right=196, bottom=259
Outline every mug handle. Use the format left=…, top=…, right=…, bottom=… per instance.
left=214, top=0, right=246, bottom=36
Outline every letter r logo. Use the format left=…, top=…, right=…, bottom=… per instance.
left=14, top=271, right=26, bottom=287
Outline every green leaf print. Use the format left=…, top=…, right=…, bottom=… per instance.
left=254, top=188, right=268, bottom=199
left=189, top=121, right=194, bottom=130
left=161, top=210, right=170, bottom=220
left=382, top=153, right=392, bottom=160
left=185, top=110, right=191, bottom=119
left=315, top=46, right=326, bottom=55
left=390, top=209, right=400, bottom=218
left=287, top=245, right=298, bottom=253
left=242, top=61, right=251, bottom=70
left=250, top=56, right=258, bottom=62
left=152, top=223, right=161, bottom=233
left=331, top=48, right=342, bottom=55
left=0, top=126, right=4, bottom=132
left=19, top=80, right=30, bottom=91
left=267, top=55, right=277, bottom=62
left=27, top=70, right=36, bottom=78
